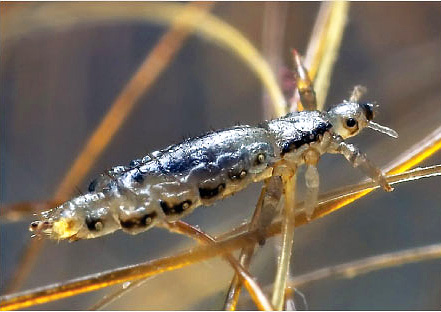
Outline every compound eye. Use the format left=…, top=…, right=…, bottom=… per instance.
left=345, top=118, right=358, bottom=128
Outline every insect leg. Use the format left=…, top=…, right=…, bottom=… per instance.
left=224, top=176, right=283, bottom=310
left=292, top=49, right=317, bottom=111
left=272, top=172, right=296, bottom=309
left=330, top=135, right=393, bottom=192
left=256, top=175, right=284, bottom=244
left=303, top=149, right=321, bottom=220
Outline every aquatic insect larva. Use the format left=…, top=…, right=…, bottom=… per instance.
left=30, top=94, right=398, bottom=241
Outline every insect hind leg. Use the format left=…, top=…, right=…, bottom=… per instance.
left=256, top=176, right=283, bottom=245
left=303, top=149, right=321, bottom=220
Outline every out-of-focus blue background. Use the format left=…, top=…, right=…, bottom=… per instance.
left=1, top=2, right=440, bottom=310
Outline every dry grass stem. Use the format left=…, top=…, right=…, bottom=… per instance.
left=238, top=243, right=441, bottom=307
left=268, top=3, right=349, bottom=308
left=0, top=200, right=63, bottom=223
left=261, top=2, right=289, bottom=118
left=290, top=2, right=349, bottom=112
left=92, top=215, right=274, bottom=311
left=213, top=164, right=441, bottom=241
left=270, top=3, right=348, bottom=308
left=87, top=279, right=148, bottom=311
left=3, top=164, right=438, bottom=244
left=313, top=1, right=349, bottom=111
left=303, top=2, right=332, bottom=79
left=288, top=243, right=441, bottom=288
left=316, top=164, right=441, bottom=208
left=271, top=174, right=296, bottom=310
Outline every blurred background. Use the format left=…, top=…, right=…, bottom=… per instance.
left=1, top=2, right=440, bottom=310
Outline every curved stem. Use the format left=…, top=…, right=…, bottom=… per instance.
left=3, top=3, right=286, bottom=116
left=271, top=174, right=296, bottom=310
left=288, top=243, right=441, bottom=288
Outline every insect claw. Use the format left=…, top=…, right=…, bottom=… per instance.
left=382, top=182, right=394, bottom=192
left=377, top=174, right=394, bottom=192
left=305, top=213, right=313, bottom=222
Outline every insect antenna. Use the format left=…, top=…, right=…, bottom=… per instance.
left=349, top=85, right=367, bottom=102
left=368, top=121, right=399, bottom=139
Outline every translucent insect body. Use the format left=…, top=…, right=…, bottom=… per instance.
left=30, top=100, right=398, bottom=241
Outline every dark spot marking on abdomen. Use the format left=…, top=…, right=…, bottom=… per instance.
left=160, top=200, right=192, bottom=216
left=85, top=216, right=103, bottom=232
left=120, top=211, right=157, bottom=229
left=199, top=183, right=226, bottom=199
left=229, top=169, right=247, bottom=181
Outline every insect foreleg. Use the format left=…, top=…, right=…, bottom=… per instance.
left=330, top=135, right=393, bottom=192
left=303, top=149, right=321, bottom=220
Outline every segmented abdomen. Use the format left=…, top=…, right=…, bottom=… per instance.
left=89, top=126, right=277, bottom=234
